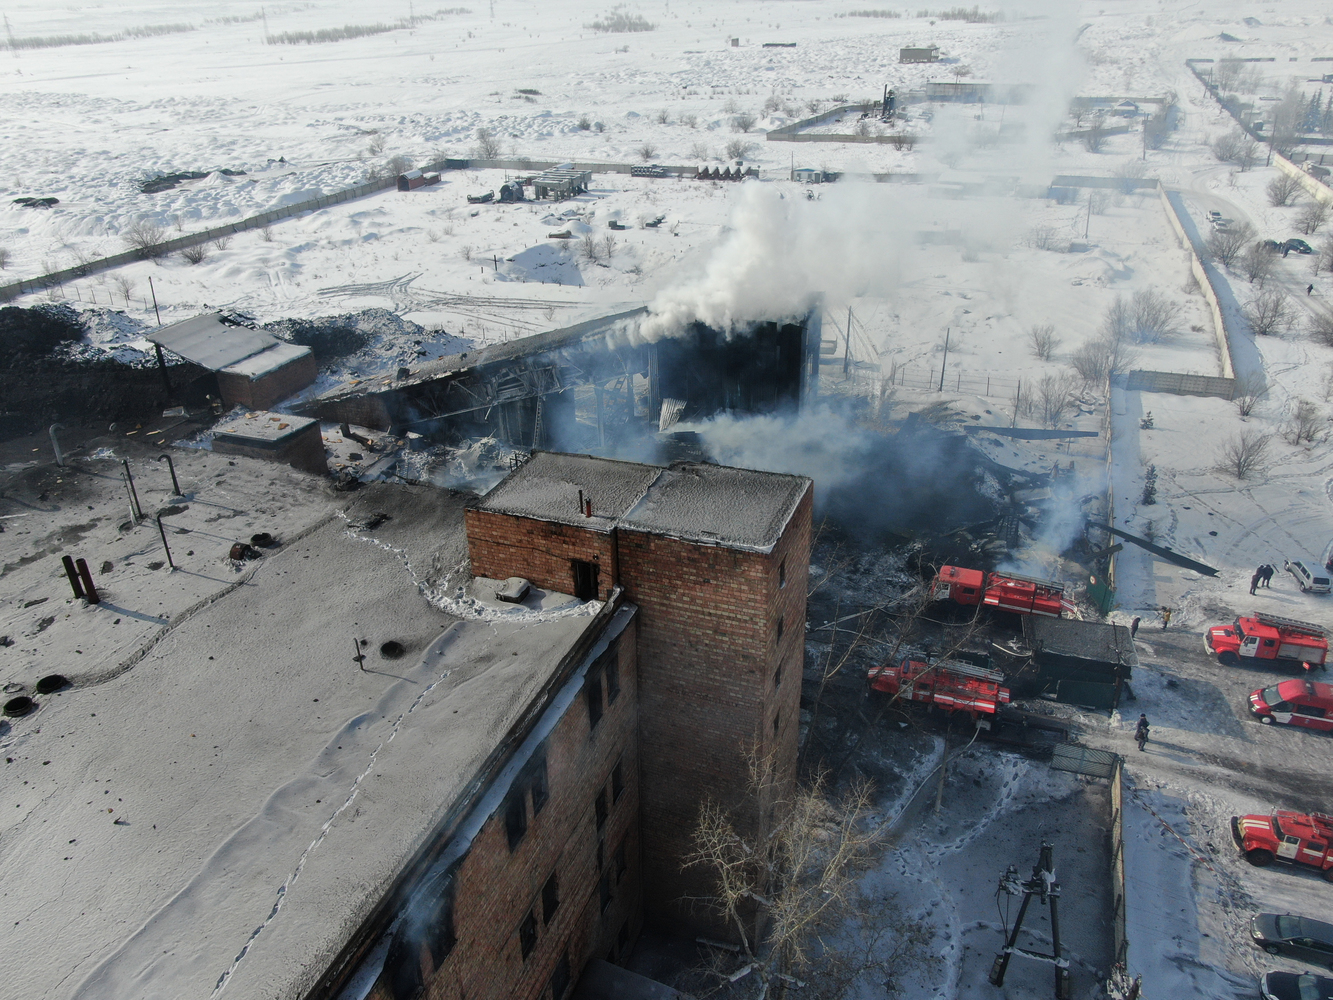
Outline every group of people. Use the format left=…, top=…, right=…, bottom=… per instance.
left=1249, top=563, right=1277, bottom=595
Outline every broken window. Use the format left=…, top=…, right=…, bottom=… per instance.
left=528, top=753, right=549, bottom=816
left=550, top=952, right=571, bottom=1000
left=542, top=871, right=559, bottom=924
left=774, top=664, right=782, bottom=689
left=612, top=758, right=625, bottom=803
left=595, top=788, right=608, bottom=829
left=773, top=711, right=780, bottom=737
left=777, top=615, right=784, bottom=641
left=504, top=787, right=528, bottom=851
left=384, top=867, right=456, bottom=1000
left=779, top=559, right=786, bottom=589
left=585, top=672, right=603, bottom=730
left=604, top=649, right=620, bottom=704
left=571, top=559, right=599, bottom=601
left=519, top=909, right=538, bottom=959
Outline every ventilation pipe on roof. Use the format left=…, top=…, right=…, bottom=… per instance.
left=585, top=498, right=593, bottom=518
left=578, top=489, right=584, bottom=514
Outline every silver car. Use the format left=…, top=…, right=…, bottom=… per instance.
left=1285, top=559, right=1332, bottom=594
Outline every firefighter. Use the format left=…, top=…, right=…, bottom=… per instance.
left=1250, top=571, right=1261, bottom=595
left=1161, top=606, right=1172, bottom=629
left=1134, top=713, right=1150, bottom=751
left=1130, top=615, right=1141, bottom=638
left=1262, top=564, right=1275, bottom=587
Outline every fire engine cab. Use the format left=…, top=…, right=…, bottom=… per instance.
left=1206, top=613, right=1329, bottom=668
left=933, top=565, right=1075, bottom=618
left=1249, top=679, right=1333, bottom=731
left=1232, top=810, right=1333, bottom=880
left=867, top=657, right=1011, bottom=720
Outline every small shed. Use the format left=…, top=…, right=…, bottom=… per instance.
left=532, top=168, right=592, bottom=200
left=397, top=170, right=442, bottom=191
left=211, top=411, right=326, bottom=475
left=900, top=45, right=940, bottom=63
left=1018, top=616, right=1137, bottom=710
left=793, top=167, right=822, bottom=184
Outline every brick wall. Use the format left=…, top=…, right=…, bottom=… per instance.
left=465, top=508, right=619, bottom=601
left=368, top=622, right=641, bottom=1000
left=619, top=485, right=812, bottom=935
left=217, top=351, right=318, bottom=411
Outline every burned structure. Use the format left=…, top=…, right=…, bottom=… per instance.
left=300, top=307, right=822, bottom=453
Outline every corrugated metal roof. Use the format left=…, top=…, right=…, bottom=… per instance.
left=150, top=313, right=278, bottom=371
left=220, top=342, right=312, bottom=378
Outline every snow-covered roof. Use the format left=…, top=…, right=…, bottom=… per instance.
left=2, top=485, right=608, bottom=1000
left=150, top=313, right=279, bottom=371
left=215, top=409, right=317, bottom=443
left=475, top=452, right=811, bottom=553
left=220, top=341, right=312, bottom=379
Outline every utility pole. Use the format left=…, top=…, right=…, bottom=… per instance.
left=4, top=14, right=18, bottom=59
left=989, top=842, right=1071, bottom=999
left=843, top=305, right=852, bottom=376
left=148, top=274, right=162, bottom=326
left=1085, top=191, right=1092, bottom=239
left=938, top=327, right=950, bottom=392
left=261, top=7, right=269, bottom=43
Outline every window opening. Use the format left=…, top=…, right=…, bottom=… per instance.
left=612, top=758, right=625, bottom=803
left=773, top=711, right=780, bottom=737
left=542, top=871, right=560, bottom=924
left=519, top=909, right=538, bottom=959
left=779, top=559, right=786, bottom=589
left=777, top=615, right=784, bottom=641
left=571, top=559, right=599, bottom=601
left=774, top=664, right=782, bottom=689
left=550, top=952, right=571, bottom=1000
left=615, top=838, right=627, bottom=880
left=599, top=871, right=612, bottom=912
left=529, top=753, right=550, bottom=816
left=595, top=788, right=608, bottom=829
left=605, top=650, right=621, bottom=704
left=504, top=788, right=528, bottom=851
left=586, top=672, right=604, bottom=730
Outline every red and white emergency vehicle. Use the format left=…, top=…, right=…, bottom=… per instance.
left=1206, top=613, right=1329, bottom=668
left=933, top=565, right=1075, bottom=618
left=867, top=657, right=1011, bottom=720
left=1249, top=679, right=1333, bottom=732
left=1232, top=810, right=1333, bottom=880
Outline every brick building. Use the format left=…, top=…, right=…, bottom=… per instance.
left=466, top=452, right=813, bottom=934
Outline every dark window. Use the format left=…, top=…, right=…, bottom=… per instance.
left=773, top=711, right=780, bottom=737
left=612, top=758, right=625, bottom=803
left=597, top=837, right=605, bottom=871
left=599, top=871, right=612, bottom=912
left=618, top=919, right=630, bottom=954
left=504, top=788, right=528, bottom=851
left=572, top=559, right=599, bottom=601
left=1296, top=704, right=1327, bottom=718
left=550, top=952, right=571, bottom=1000
left=779, top=559, right=786, bottom=589
left=542, top=871, right=559, bottom=924
left=519, top=909, right=538, bottom=959
left=777, top=615, right=784, bottom=641
left=586, top=672, right=604, bottom=730
left=385, top=870, right=456, bottom=1000
left=774, top=664, right=782, bottom=689
left=615, top=838, right=627, bottom=880
left=605, top=650, right=621, bottom=704
left=528, top=754, right=550, bottom=816
left=595, top=788, right=608, bottom=829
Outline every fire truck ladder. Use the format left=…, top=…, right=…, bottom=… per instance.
left=997, top=571, right=1066, bottom=593
left=932, top=659, right=1006, bottom=684
left=1253, top=612, right=1327, bottom=638
left=989, top=842, right=1071, bottom=1000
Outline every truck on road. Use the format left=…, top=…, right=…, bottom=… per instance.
left=1232, top=810, right=1333, bottom=880
left=1206, top=612, right=1328, bottom=669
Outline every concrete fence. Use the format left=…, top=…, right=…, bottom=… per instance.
left=765, top=103, right=921, bottom=146
left=1156, top=184, right=1236, bottom=379
left=1120, top=369, right=1236, bottom=399
left=1274, top=151, right=1333, bottom=207
left=1110, top=757, right=1129, bottom=968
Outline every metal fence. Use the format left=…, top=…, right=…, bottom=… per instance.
left=1110, top=758, right=1128, bottom=968
left=884, top=363, right=1021, bottom=398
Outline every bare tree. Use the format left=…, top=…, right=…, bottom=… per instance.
left=579, top=233, right=601, bottom=263
left=473, top=127, right=502, bottom=159
left=1206, top=221, right=1256, bottom=267
left=681, top=113, right=698, bottom=128
left=1284, top=398, right=1324, bottom=445
left=1113, top=159, right=1146, bottom=195
left=1211, top=131, right=1244, bottom=163
left=123, top=219, right=169, bottom=259
left=367, top=133, right=386, bottom=156
left=1267, top=171, right=1302, bottom=207
left=112, top=274, right=135, bottom=307
left=1297, top=200, right=1328, bottom=236
left=212, top=234, right=232, bottom=251
left=1310, top=310, right=1333, bottom=347
left=1069, top=333, right=1139, bottom=384
left=1213, top=59, right=1243, bottom=92
left=731, top=112, right=757, bottom=133
left=601, top=233, right=618, bottom=259
left=638, top=142, right=657, bottom=162
left=1082, top=113, right=1108, bottom=153
left=951, top=63, right=972, bottom=83
left=179, top=243, right=209, bottom=265
left=259, top=223, right=275, bottom=242
left=1029, top=323, right=1059, bottom=361
left=690, top=141, right=710, bottom=161
left=386, top=153, right=413, bottom=177
left=1245, top=289, right=1293, bottom=335
left=1238, top=242, right=1275, bottom=285
left=1036, top=373, right=1076, bottom=428
left=0, top=247, right=9, bottom=270
left=724, top=138, right=755, bottom=160
left=1233, top=371, right=1267, bottom=417
left=1128, top=288, right=1183, bottom=342
left=655, top=107, right=670, bottom=124
left=1215, top=430, right=1271, bottom=479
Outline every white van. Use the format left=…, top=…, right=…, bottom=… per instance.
left=1285, top=558, right=1332, bottom=594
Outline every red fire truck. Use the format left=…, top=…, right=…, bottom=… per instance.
left=933, top=565, right=1075, bottom=618
left=1232, top=810, right=1333, bottom=880
left=1206, top=612, right=1329, bottom=668
left=867, top=657, right=1011, bottom=720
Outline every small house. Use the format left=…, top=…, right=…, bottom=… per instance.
left=900, top=45, right=940, bottom=64
left=397, top=170, right=441, bottom=191
left=793, top=167, right=822, bottom=184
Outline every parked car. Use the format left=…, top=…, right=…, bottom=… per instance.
left=1285, top=238, right=1315, bottom=254
left=1253, top=913, right=1333, bottom=970
left=1261, top=971, right=1333, bottom=1000
left=1208, top=209, right=1223, bottom=220
left=1286, top=558, right=1332, bottom=594
left=1213, top=218, right=1232, bottom=230
left=1250, top=680, right=1333, bottom=731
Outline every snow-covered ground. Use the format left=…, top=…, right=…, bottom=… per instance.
left=7, top=1, right=1333, bottom=998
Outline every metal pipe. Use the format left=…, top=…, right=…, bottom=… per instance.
left=49, top=423, right=65, bottom=467
left=158, top=454, right=181, bottom=496
left=62, top=555, right=85, bottom=598
left=156, top=514, right=176, bottom=570
left=353, top=637, right=366, bottom=671
left=578, top=489, right=584, bottom=514
left=122, top=459, right=143, bottom=521
left=75, top=558, right=99, bottom=604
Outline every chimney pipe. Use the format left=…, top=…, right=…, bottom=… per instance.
left=578, top=489, right=584, bottom=514
left=62, top=555, right=85, bottom=599
left=75, top=558, right=100, bottom=604
left=585, top=498, right=592, bottom=518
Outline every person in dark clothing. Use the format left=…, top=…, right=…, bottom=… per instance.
left=1130, top=615, right=1141, bottom=638
left=1250, top=571, right=1261, bottom=595
left=1261, top=564, right=1275, bottom=587
left=1135, top=713, right=1150, bottom=751
left=1309, top=284, right=1315, bottom=296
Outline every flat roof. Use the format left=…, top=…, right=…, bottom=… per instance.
left=476, top=452, right=811, bottom=552
left=215, top=410, right=317, bottom=443
left=150, top=313, right=279, bottom=371
left=220, top=341, right=312, bottom=378
left=1, top=483, right=606, bottom=1000
left=1025, top=616, right=1138, bottom=667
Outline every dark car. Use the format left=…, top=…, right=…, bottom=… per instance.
left=1262, top=971, right=1333, bottom=1000
left=1260, top=239, right=1284, bottom=253
left=1254, top=914, right=1333, bottom=970
left=1285, top=238, right=1315, bottom=254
